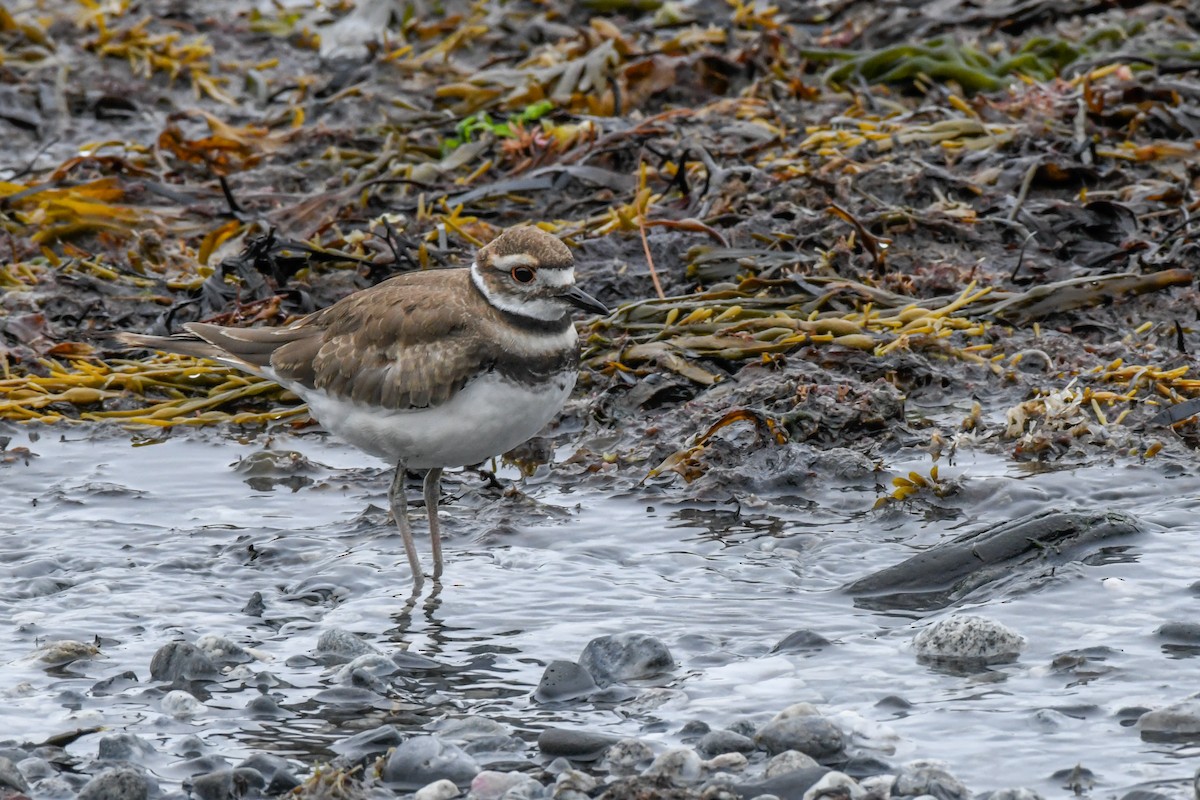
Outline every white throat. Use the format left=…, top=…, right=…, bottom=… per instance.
left=471, top=262, right=567, bottom=322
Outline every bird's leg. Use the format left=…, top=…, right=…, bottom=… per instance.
left=423, top=467, right=444, bottom=580
left=390, top=461, right=423, bottom=586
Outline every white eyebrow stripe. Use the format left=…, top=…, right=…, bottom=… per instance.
left=537, top=269, right=574, bottom=287
left=493, top=253, right=538, bottom=269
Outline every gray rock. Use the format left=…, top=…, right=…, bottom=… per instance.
left=913, top=616, right=1025, bottom=665
left=431, top=716, right=511, bottom=746
left=187, top=768, right=265, bottom=800
left=0, top=757, right=30, bottom=793
left=698, top=730, right=757, bottom=757
left=467, top=770, right=539, bottom=800
left=329, top=724, right=404, bottom=761
left=315, top=629, right=381, bottom=663
left=236, top=754, right=300, bottom=794
left=97, top=733, right=157, bottom=763
left=642, top=748, right=702, bottom=786
left=755, top=716, right=844, bottom=759
left=413, top=779, right=459, bottom=800
left=77, top=767, right=152, bottom=800
left=537, top=728, right=621, bottom=761
left=534, top=660, right=598, bottom=703
left=771, top=631, right=833, bottom=654
left=334, top=654, right=397, bottom=684
left=980, top=790, right=1045, bottom=800
left=765, top=750, right=820, bottom=778
left=804, top=771, right=864, bottom=800
left=604, top=739, right=654, bottom=776
left=1137, top=699, right=1200, bottom=740
left=578, top=633, right=674, bottom=686
left=149, top=642, right=219, bottom=683
left=1156, top=622, right=1200, bottom=643
left=92, top=671, right=140, bottom=696
left=17, top=756, right=54, bottom=783
left=734, top=767, right=830, bottom=800
left=194, top=635, right=252, bottom=665
left=382, top=736, right=479, bottom=789
left=892, top=761, right=969, bottom=800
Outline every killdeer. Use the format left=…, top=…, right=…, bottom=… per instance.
left=117, top=226, right=608, bottom=586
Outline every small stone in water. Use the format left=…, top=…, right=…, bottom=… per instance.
left=0, top=757, right=30, bottom=793
left=1155, top=622, right=1200, bottom=643
left=149, top=642, right=219, bottom=683
left=771, top=630, right=833, bottom=654
left=805, top=770, right=865, bottom=800
left=413, top=778, right=460, bottom=800
left=1136, top=698, right=1200, bottom=739
left=315, top=629, right=382, bottom=663
left=237, top=754, right=300, bottom=794
left=329, top=724, right=404, bottom=761
left=892, top=760, right=969, bottom=800
left=97, top=733, right=157, bottom=763
left=697, top=730, right=756, bottom=758
left=77, top=767, right=153, bottom=800
left=642, top=748, right=702, bottom=785
left=533, top=660, right=598, bottom=703
left=195, top=634, right=252, bottom=665
left=755, top=715, right=845, bottom=759
left=468, top=770, right=538, bottom=800
left=382, top=736, right=479, bottom=789
left=161, top=689, right=204, bottom=718
left=188, top=768, right=265, bottom=800
left=536, top=728, right=622, bottom=762
left=578, top=633, right=674, bottom=686
left=913, top=615, right=1025, bottom=665
left=764, top=749, right=820, bottom=777
left=604, top=739, right=654, bottom=776
left=979, top=789, right=1045, bottom=800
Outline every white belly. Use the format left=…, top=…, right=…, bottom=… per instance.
left=285, top=371, right=576, bottom=468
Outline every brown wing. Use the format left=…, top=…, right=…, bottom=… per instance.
left=267, top=269, right=495, bottom=411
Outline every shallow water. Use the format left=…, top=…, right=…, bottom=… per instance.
left=3, top=423, right=1199, bottom=796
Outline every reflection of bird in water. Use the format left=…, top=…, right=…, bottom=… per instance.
left=118, top=227, right=607, bottom=587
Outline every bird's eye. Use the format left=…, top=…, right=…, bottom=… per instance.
left=511, top=266, right=536, bottom=284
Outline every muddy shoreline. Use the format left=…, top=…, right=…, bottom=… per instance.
left=4, top=1, right=1200, bottom=799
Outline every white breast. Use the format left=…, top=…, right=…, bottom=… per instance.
left=280, top=370, right=577, bottom=469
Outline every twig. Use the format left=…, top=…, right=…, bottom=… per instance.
left=638, top=217, right=666, bottom=300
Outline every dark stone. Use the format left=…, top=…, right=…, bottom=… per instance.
left=77, top=767, right=152, bottom=800
left=697, top=730, right=756, bottom=757
left=1155, top=622, right=1200, bottom=643
left=845, top=510, right=1141, bottom=612
left=242, top=592, right=265, bottom=616
left=578, top=633, right=674, bottom=687
left=534, top=660, right=598, bottom=703
left=329, top=725, right=404, bottom=761
left=236, top=754, right=300, bottom=795
left=733, top=767, right=831, bottom=799
left=772, top=630, right=833, bottom=653
left=0, top=757, right=30, bottom=793
left=893, top=762, right=969, bottom=800
left=245, top=694, right=285, bottom=718
left=754, top=716, right=844, bottom=759
left=187, top=769, right=265, bottom=800
left=149, top=642, right=219, bottom=683
left=92, top=671, right=141, bottom=696
left=381, top=736, right=479, bottom=789
left=678, top=720, right=710, bottom=740
left=537, top=728, right=622, bottom=761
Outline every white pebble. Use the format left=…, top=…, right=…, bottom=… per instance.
left=161, top=689, right=204, bottom=718
left=413, top=778, right=459, bottom=800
